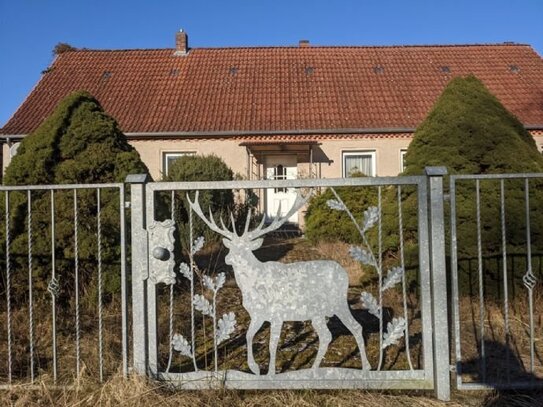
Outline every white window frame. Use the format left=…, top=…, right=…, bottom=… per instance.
left=341, top=150, right=376, bottom=177
left=162, top=151, right=196, bottom=175
left=400, top=149, right=408, bottom=172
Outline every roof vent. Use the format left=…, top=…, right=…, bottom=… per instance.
left=373, top=65, right=384, bottom=74
left=101, top=71, right=112, bottom=80
left=299, top=39, right=310, bottom=48
left=305, top=66, right=314, bottom=75
left=174, top=29, right=189, bottom=56
left=229, top=66, right=238, bottom=75
left=509, top=65, right=520, bottom=73
left=170, top=68, right=179, bottom=77
left=440, top=66, right=451, bottom=73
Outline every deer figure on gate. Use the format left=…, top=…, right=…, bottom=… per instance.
left=187, top=191, right=371, bottom=374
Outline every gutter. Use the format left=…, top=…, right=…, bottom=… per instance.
left=1, top=124, right=542, bottom=142
left=124, top=127, right=416, bottom=139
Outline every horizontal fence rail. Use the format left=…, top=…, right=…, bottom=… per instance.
left=450, top=173, right=543, bottom=390
left=0, top=183, right=127, bottom=388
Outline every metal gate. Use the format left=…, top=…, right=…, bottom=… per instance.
left=127, top=169, right=451, bottom=399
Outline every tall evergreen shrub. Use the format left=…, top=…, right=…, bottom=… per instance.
left=403, top=75, right=543, bottom=294
left=2, top=91, right=150, bottom=303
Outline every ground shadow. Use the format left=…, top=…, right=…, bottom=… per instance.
left=459, top=340, right=543, bottom=406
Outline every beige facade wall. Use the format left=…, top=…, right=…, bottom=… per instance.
left=129, top=135, right=412, bottom=181
left=2, top=132, right=542, bottom=181
left=315, top=136, right=411, bottom=178
left=2, top=143, right=9, bottom=174
left=131, top=139, right=249, bottom=181
left=534, top=135, right=543, bottom=155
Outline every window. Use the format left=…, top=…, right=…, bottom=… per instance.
left=342, top=151, right=376, bottom=177
left=273, top=164, right=287, bottom=193
left=162, top=151, right=195, bottom=175
left=400, top=149, right=407, bottom=172
left=509, top=65, right=520, bottom=73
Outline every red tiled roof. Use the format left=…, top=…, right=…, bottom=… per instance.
left=2, top=44, right=543, bottom=135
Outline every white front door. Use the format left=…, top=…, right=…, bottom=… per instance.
left=265, top=155, right=298, bottom=223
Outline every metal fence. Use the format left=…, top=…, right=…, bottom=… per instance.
left=450, top=173, right=543, bottom=390
left=0, top=183, right=127, bottom=388
left=1, top=169, right=542, bottom=400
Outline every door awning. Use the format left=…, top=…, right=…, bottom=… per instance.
left=240, top=140, right=319, bottom=161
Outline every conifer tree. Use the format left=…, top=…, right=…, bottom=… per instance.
left=403, top=75, right=543, bottom=176
left=403, top=76, right=543, bottom=292
left=2, top=91, right=150, bottom=301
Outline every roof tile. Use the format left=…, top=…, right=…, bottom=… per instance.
left=2, top=44, right=542, bottom=135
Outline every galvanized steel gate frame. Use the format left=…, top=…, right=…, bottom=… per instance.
left=127, top=168, right=451, bottom=400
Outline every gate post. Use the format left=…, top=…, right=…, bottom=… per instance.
left=126, top=174, right=150, bottom=376
left=425, top=167, right=451, bottom=401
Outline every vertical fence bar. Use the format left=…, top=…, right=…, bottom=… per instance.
left=166, top=190, right=175, bottom=373
left=146, top=188, right=158, bottom=377
left=397, top=186, right=414, bottom=370
left=27, top=190, right=34, bottom=383
left=475, top=180, right=486, bottom=382
left=5, top=191, right=12, bottom=384
left=126, top=174, right=150, bottom=376
left=449, top=177, right=463, bottom=388
left=74, top=190, right=81, bottom=378
left=523, top=178, right=535, bottom=374
left=377, top=186, right=384, bottom=371
left=500, top=180, right=510, bottom=383
left=119, top=184, right=128, bottom=378
left=50, top=190, right=58, bottom=383
left=189, top=203, right=198, bottom=371
left=425, top=167, right=450, bottom=401
left=97, top=188, right=103, bottom=382
left=417, top=177, right=435, bottom=387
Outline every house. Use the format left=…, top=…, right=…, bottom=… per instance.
left=1, top=31, right=543, bottom=221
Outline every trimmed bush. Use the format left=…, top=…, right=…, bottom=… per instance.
left=403, top=75, right=543, bottom=295
left=305, top=180, right=378, bottom=244
left=403, top=75, right=543, bottom=176
left=163, top=154, right=236, bottom=250
left=1, top=91, right=150, bottom=303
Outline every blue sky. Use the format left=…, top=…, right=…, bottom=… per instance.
left=1, top=0, right=542, bottom=128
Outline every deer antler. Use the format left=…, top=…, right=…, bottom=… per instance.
left=244, top=192, right=310, bottom=240
left=186, top=191, right=236, bottom=239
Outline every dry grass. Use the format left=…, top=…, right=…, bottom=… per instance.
left=2, top=374, right=542, bottom=407
left=1, top=374, right=532, bottom=407
left=456, top=287, right=543, bottom=383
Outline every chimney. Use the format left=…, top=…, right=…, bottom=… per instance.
left=175, top=29, right=188, bottom=55
left=299, top=39, right=310, bottom=48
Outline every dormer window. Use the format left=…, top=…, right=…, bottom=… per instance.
left=509, top=65, right=520, bottom=73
